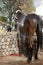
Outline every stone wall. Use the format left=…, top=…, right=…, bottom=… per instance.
left=0, top=31, right=19, bottom=56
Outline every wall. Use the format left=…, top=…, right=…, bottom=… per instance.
left=0, top=31, right=19, bottom=56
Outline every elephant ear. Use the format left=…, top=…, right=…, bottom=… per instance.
left=16, top=10, right=21, bottom=14
left=15, top=9, right=22, bottom=21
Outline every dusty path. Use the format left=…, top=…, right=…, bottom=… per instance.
left=0, top=51, right=43, bottom=65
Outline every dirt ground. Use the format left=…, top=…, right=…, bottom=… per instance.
left=0, top=51, right=43, bottom=65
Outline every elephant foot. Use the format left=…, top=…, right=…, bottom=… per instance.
left=27, top=58, right=32, bottom=63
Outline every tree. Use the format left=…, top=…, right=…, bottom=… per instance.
left=0, top=0, right=36, bottom=21
left=16, top=0, right=36, bottom=14
left=0, top=0, right=18, bottom=21
left=0, top=16, right=7, bottom=22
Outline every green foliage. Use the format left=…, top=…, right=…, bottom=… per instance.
left=0, top=16, right=7, bottom=22
left=0, top=0, right=18, bottom=21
